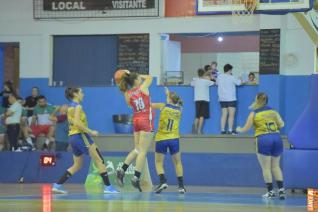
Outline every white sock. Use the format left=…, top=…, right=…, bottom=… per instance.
left=45, top=138, right=50, bottom=145
left=26, top=137, right=33, bottom=146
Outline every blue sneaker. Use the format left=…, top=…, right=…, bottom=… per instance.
left=103, top=185, right=119, bottom=194
left=52, top=183, right=68, bottom=194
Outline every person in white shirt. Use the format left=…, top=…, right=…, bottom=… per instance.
left=191, top=68, right=214, bottom=134
left=5, top=93, right=22, bottom=151
left=217, top=64, right=242, bottom=135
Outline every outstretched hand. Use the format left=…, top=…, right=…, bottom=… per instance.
left=164, top=87, right=169, bottom=95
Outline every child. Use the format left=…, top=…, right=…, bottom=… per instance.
left=217, top=64, right=242, bottom=134
left=191, top=68, right=214, bottom=134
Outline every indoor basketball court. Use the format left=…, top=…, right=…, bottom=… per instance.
left=0, top=0, right=317, bottom=211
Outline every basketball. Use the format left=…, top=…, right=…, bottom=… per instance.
left=114, top=69, right=126, bottom=85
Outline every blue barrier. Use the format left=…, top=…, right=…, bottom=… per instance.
left=0, top=152, right=268, bottom=187
left=283, top=149, right=318, bottom=189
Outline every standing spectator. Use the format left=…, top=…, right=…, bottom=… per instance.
left=217, top=64, right=242, bottom=135
left=31, top=95, right=56, bottom=151
left=50, top=105, right=69, bottom=151
left=191, top=68, right=214, bottom=134
left=5, top=93, right=22, bottom=151
left=24, top=87, right=40, bottom=117
left=0, top=81, right=15, bottom=109
left=0, top=106, right=6, bottom=151
left=204, top=65, right=212, bottom=73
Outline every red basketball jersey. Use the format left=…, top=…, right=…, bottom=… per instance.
left=127, top=86, right=152, bottom=120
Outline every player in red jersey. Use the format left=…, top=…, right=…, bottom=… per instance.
left=115, top=70, right=154, bottom=192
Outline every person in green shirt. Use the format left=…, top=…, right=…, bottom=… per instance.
left=30, top=95, right=56, bottom=151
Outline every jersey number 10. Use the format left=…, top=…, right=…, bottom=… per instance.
left=266, top=122, right=277, bottom=132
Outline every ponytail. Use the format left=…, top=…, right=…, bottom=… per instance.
left=118, top=72, right=138, bottom=92
left=65, top=87, right=80, bottom=101
left=249, top=92, right=268, bottom=110
left=169, top=92, right=183, bottom=107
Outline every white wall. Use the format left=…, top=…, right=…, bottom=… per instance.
left=0, top=0, right=315, bottom=81
left=181, top=53, right=217, bottom=84
left=279, top=14, right=316, bottom=75
left=181, top=52, right=259, bottom=84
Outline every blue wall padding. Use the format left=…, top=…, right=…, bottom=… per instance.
left=148, top=153, right=265, bottom=187
left=0, top=152, right=90, bottom=183
left=0, top=152, right=267, bottom=187
left=283, top=149, right=318, bottom=189
left=288, top=75, right=318, bottom=150
left=18, top=75, right=310, bottom=135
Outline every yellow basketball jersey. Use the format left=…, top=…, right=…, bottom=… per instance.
left=155, top=104, right=182, bottom=142
left=253, top=106, right=284, bottom=137
left=67, top=102, right=88, bottom=136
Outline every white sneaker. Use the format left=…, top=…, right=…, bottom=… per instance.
left=14, top=148, right=23, bottom=152
left=278, top=188, right=286, bottom=200
left=262, top=190, right=276, bottom=199
left=103, top=185, right=120, bottom=194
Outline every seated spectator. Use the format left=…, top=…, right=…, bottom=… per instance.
left=191, top=68, right=215, bottom=134
left=30, top=95, right=56, bottom=151
left=24, top=87, right=40, bottom=117
left=247, top=72, right=257, bottom=85
left=5, top=93, right=22, bottom=151
left=20, top=108, right=34, bottom=148
left=0, top=106, right=6, bottom=151
left=50, top=105, right=69, bottom=152
left=217, top=64, right=242, bottom=135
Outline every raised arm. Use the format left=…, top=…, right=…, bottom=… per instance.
left=151, top=87, right=169, bottom=110
left=124, top=92, right=131, bottom=108
left=140, top=75, right=153, bottom=92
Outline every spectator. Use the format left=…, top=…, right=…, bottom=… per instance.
left=5, top=93, right=22, bottom=151
left=204, top=65, right=212, bottom=73
left=20, top=108, right=34, bottom=148
left=50, top=105, right=69, bottom=151
left=0, top=81, right=15, bottom=109
left=247, top=72, right=257, bottom=85
left=217, top=64, right=242, bottom=135
left=191, top=68, right=215, bottom=134
left=211, top=61, right=219, bottom=82
left=24, top=87, right=40, bottom=117
left=30, top=95, right=56, bottom=151
left=0, top=106, right=6, bottom=151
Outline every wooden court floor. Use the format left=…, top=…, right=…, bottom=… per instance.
left=0, top=184, right=307, bottom=212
